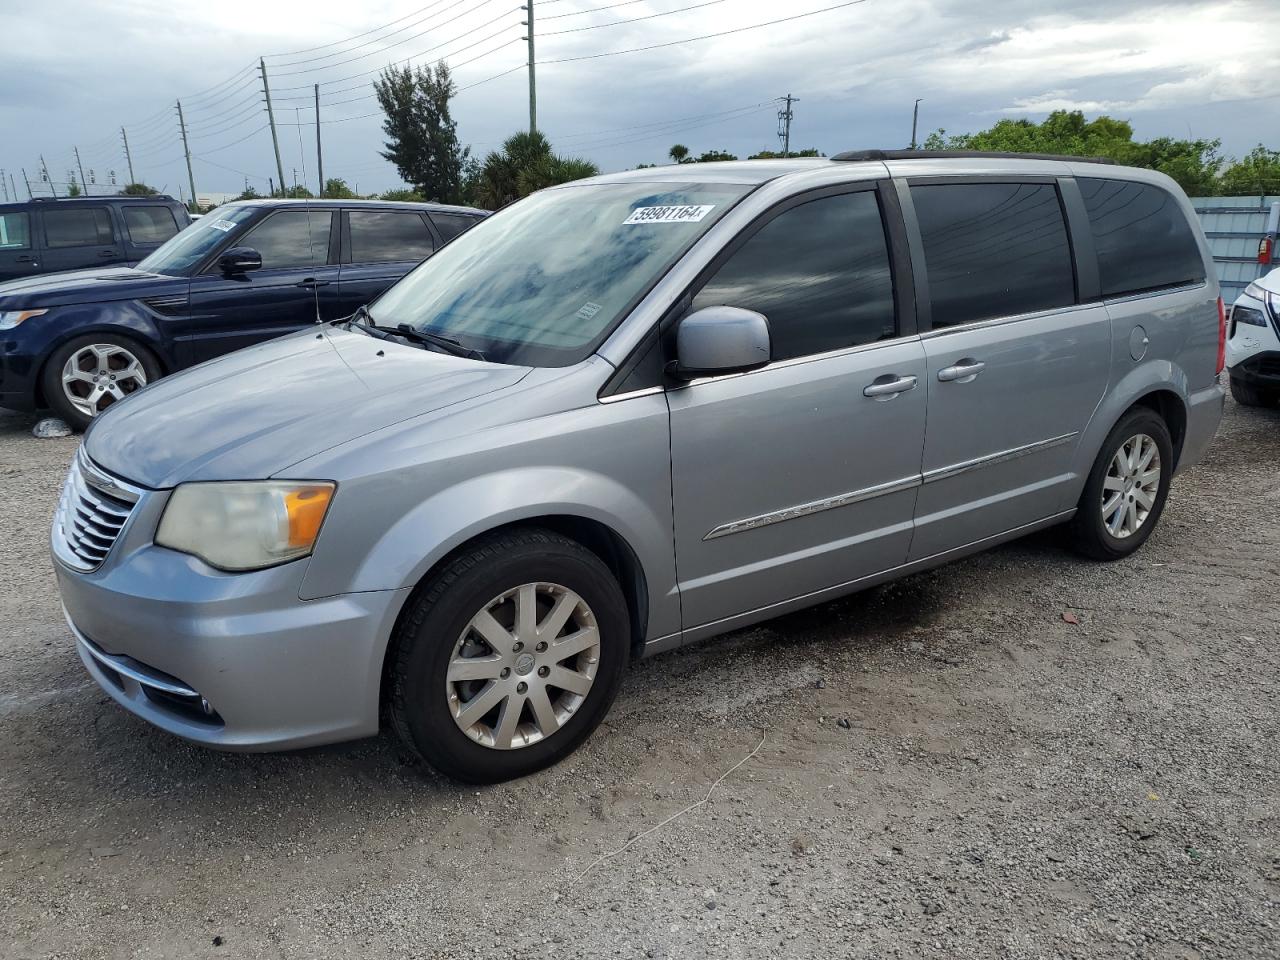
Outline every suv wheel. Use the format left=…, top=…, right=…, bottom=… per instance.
left=42, top=334, right=161, bottom=430
left=1070, top=407, right=1173, bottom=561
left=1228, top=374, right=1279, bottom=408
left=389, top=528, right=629, bottom=783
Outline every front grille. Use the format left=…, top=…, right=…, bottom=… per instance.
left=54, top=452, right=139, bottom=571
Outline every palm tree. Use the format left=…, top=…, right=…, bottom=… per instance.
left=474, top=132, right=598, bottom=208
left=668, top=144, right=690, bottom=164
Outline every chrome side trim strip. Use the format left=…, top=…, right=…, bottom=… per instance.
left=68, top=616, right=199, bottom=698
left=598, top=385, right=664, bottom=404
left=921, top=432, right=1079, bottom=484
left=703, top=475, right=921, bottom=541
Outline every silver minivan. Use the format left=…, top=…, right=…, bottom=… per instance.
left=53, top=152, right=1225, bottom=782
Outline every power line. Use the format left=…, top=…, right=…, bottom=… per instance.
left=541, top=0, right=730, bottom=36
left=268, top=0, right=481, bottom=68
left=538, top=0, right=870, bottom=64
left=264, top=0, right=471, bottom=57
left=541, top=0, right=648, bottom=20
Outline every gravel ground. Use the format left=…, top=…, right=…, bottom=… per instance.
left=0, top=395, right=1277, bottom=960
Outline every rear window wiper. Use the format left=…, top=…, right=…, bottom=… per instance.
left=345, top=306, right=485, bottom=361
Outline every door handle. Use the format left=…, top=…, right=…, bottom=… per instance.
left=16, top=255, right=36, bottom=263
left=937, top=359, right=986, bottom=383
left=98, top=250, right=117, bottom=258
left=296, top=278, right=332, bottom=288
left=863, top=374, right=918, bottom=399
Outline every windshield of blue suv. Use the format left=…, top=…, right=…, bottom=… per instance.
left=368, top=181, right=751, bottom=366
left=136, top=204, right=257, bottom=276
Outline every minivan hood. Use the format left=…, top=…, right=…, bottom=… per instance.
left=0, top=266, right=179, bottom=307
left=84, top=326, right=531, bottom=488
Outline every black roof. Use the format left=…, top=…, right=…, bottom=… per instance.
left=18, top=194, right=182, bottom=204
left=832, top=149, right=1116, bottom=164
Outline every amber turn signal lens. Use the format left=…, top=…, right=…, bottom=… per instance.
left=285, top=486, right=334, bottom=549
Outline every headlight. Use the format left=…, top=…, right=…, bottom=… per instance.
left=155, top=480, right=335, bottom=571
left=1232, top=304, right=1268, bottom=328
left=0, top=309, right=48, bottom=330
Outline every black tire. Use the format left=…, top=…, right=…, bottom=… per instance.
left=41, top=333, right=162, bottom=431
left=389, top=528, right=629, bottom=783
left=1228, top=375, right=1279, bottom=408
left=1069, top=407, right=1174, bottom=561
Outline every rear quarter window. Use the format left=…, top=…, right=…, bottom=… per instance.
left=1078, top=177, right=1206, bottom=298
left=428, top=212, right=480, bottom=241
left=123, top=205, right=181, bottom=245
left=43, top=207, right=115, bottom=248
left=0, top=211, right=32, bottom=249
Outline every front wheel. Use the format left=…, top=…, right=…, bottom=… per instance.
left=1069, top=408, right=1173, bottom=561
left=41, top=334, right=161, bottom=430
left=389, top=528, right=629, bottom=783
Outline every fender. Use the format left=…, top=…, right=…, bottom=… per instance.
left=301, top=465, right=680, bottom=643
left=33, top=300, right=179, bottom=372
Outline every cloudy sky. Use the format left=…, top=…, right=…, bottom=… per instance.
left=1, top=0, right=1276, bottom=201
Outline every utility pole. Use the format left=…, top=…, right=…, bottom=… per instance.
left=522, top=0, right=536, bottom=133
left=268, top=176, right=275, bottom=197
left=261, top=58, right=287, bottom=197
left=176, top=100, right=198, bottom=213
left=40, top=155, right=57, bottom=197
left=1, top=170, right=7, bottom=202
left=777, top=94, right=797, bottom=158
left=910, top=98, right=922, bottom=150
left=21, top=168, right=32, bottom=199
left=74, top=146, right=87, bottom=195
left=121, top=127, right=136, bottom=185
left=315, top=83, right=324, bottom=198
left=9, top=172, right=16, bottom=202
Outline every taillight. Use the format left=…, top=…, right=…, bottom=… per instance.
left=1260, top=237, right=1274, bottom=265
left=1216, top=295, right=1226, bottom=375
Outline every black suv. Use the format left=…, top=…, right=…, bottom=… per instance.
left=0, top=198, right=487, bottom=428
left=0, top=195, right=192, bottom=282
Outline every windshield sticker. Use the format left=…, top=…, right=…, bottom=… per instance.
left=623, top=204, right=715, bottom=225
left=574, top=301, right=603, bottom=321
left=209, top=219, right=237, bottom=232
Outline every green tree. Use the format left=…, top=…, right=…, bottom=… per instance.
left=66, top=182, right=82, bottom=197
left=920, top=111, right=1222, bottom=195
left=694, top=149, right=738, bottom=163
left=373, top=61, right=469, bottom=202
left=379, top=187, right=425, bottom=202
left=1218, top=145, right=1280, bottom=197
left=322, top=177, right=359, bottom=199
left=280, top=184, right=314, bottom=199
left=118, top=182, right=159, bottom=196
left=470, top=131, right=598, bottom=209
left=747, top=148, right=823, bottom=159
left=234, top=186, right=262, bottom=201
left=669, top=144, right=690, bottom=164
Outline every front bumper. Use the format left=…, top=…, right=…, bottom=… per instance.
left=1228, top=351, right=1280, bottom=388
left=54, top=536, right=411, bottom=751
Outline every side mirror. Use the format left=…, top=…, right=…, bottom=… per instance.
left=217, top=246, right=262, bottom=275
left=672, top=305, right=771, bottom=378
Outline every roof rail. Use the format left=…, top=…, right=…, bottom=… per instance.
left=831, top=149, right=1116, bottom=165
left=26, top=194, right=179, bottom=202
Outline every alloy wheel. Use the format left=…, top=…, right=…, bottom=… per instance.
left=1100, top=433, right=1161, bottom=539
left=446, top=582, right=601, bottom=750
left=61, top=343, right=148, bottom=419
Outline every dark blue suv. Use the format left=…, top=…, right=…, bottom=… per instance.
left=0, top=198, right=486, bottom=428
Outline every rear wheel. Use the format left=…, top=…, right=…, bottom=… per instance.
left=41, top=334, right=161, bottom=430
left=1228, top=374, right=1279, bottom=408
left=389, top=528, right=629, bottom=783
left=1070, top=408, right=1173, bottom=561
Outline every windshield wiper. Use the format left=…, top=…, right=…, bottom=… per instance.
left=344, top=305, right=485, bottom=360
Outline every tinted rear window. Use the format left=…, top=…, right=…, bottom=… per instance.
left=1078, top=177, right=1205, bottom=297
left=123, top=205, right=180, bottom=245
left=912, top=182, right=1076, bottom=328
left=43, top=207, right=114, bottom=248
left=429, top=212, right=478, bottom=241
left=348, top=210, right=434, bottom=262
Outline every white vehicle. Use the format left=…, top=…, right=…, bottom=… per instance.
left=1226, top=269, right=1280, bottom=407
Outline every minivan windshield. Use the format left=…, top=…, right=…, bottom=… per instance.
left=370, top=181, right=751, bottom=366
left=137, top=204, right=256, bottom=276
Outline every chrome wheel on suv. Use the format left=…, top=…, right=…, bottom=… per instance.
left=1100, top=433, right=1161, bottom=539
left=42, top=333, right=162, bottom=431
left=447, top=582, right=601, bottom=750
left=61, top=343, right=149, bottom=419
